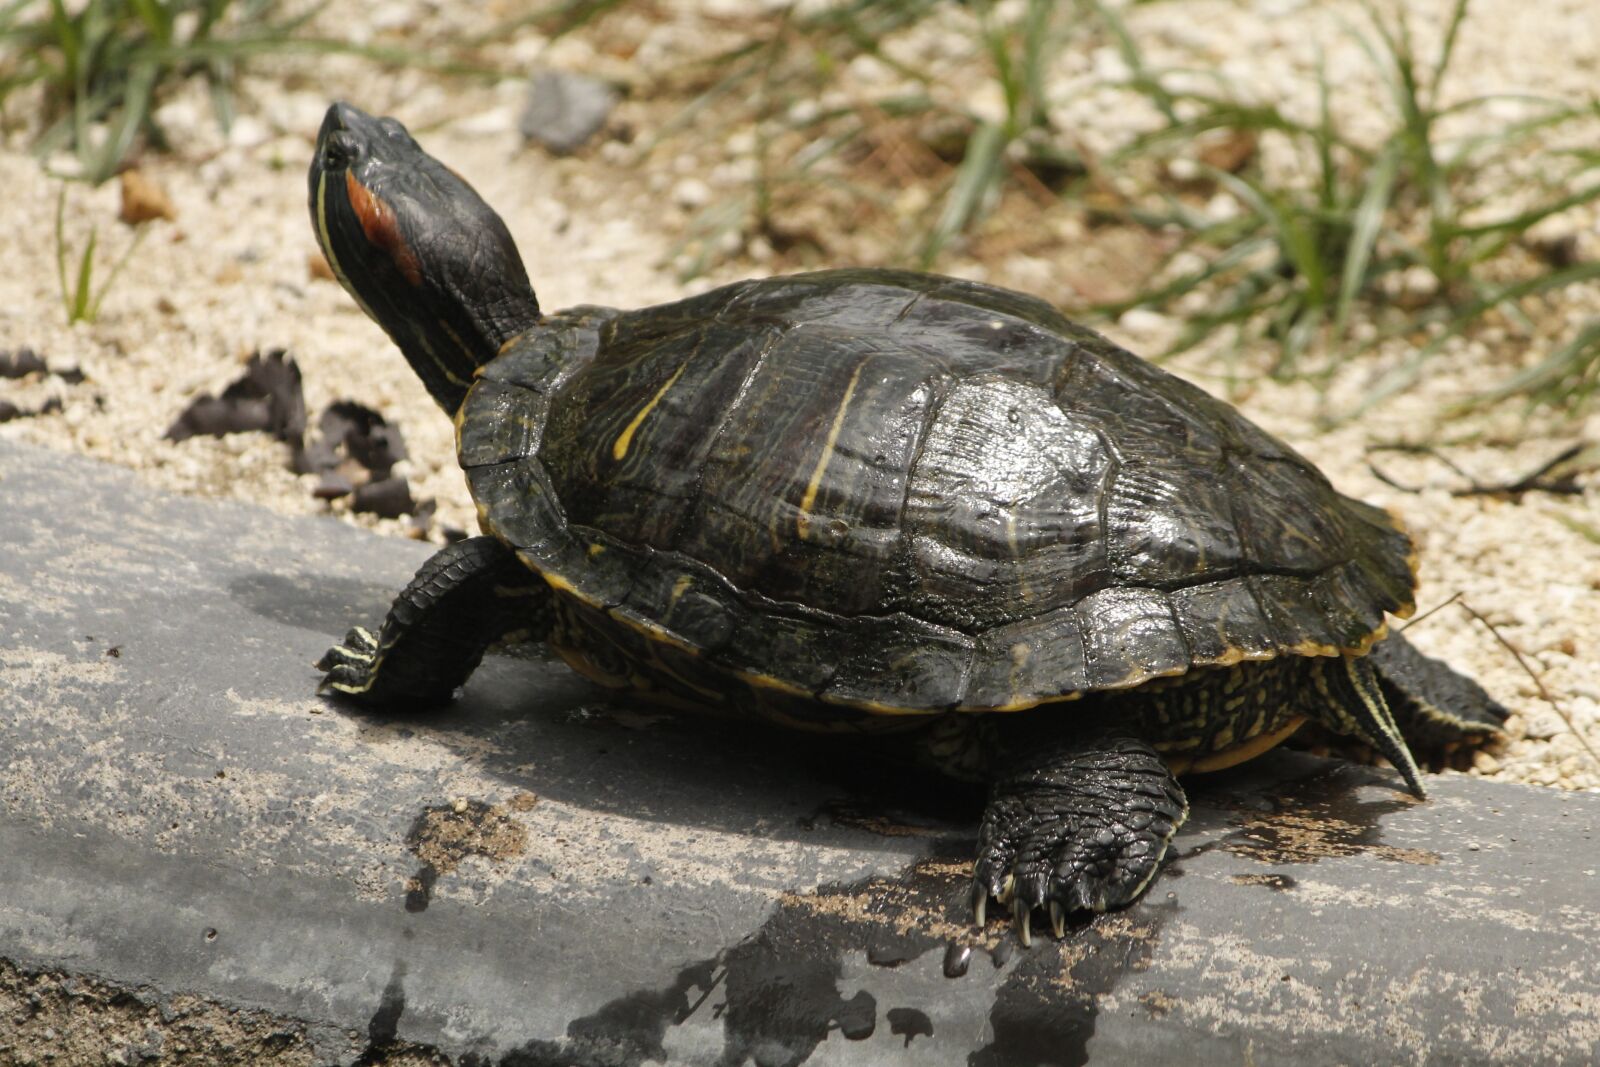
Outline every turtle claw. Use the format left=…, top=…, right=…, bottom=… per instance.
left=973, top=732, right=1188, bottom=944
left=316, top=626, right=381, bottom=695
left=971, top=878, right=1068, bottom=946
left=1012, top=898, right=1032, bottom=948
left=316, top=626, right=378, bottom=670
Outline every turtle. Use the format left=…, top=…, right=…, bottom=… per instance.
left=308, top=102, right=1508, bottom=942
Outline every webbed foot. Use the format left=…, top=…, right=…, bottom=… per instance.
left=972, top=733, right=1186, bottom=945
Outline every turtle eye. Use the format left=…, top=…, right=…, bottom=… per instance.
left=322, top=131, right=360, bottom=171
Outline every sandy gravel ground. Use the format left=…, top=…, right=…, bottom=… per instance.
left=2, top=0, right=1598, bottom=793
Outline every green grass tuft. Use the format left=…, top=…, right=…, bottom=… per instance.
left=0, top=0, right=331, bottom=184
left=1094, top=0, right=1600, bottom=417
left=54, top=184, right=144, bottom=323
left=0, top=0, right=569, bottom=185
left=655, top=0, right=1093, bottom=278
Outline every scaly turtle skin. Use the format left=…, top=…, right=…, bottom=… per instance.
left=308, top=103, right=1508, bottom=944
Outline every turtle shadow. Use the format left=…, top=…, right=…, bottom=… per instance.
left=234, top=561, right=1419, bottom=868
left=311, top=630, right=983, bottom=852
left=229, top=571, right=399, bottom=636
left=225, top=566, right=977, bottom=850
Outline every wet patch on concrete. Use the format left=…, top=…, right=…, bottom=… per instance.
left=358, top=961, right=409, bottom=1061
left=969, top=905, right=1171, bottom=1067
left=886, top=1005, right=933, bottom=1047
left=478, top=854, right=978, bottom=1065
left=475, top=854, right=1175, bottom=1067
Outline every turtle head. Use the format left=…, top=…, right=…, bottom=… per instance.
left=309, top=102, right=541, bottom=414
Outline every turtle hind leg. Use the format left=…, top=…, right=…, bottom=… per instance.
left=1367, top=632, right=1510, bottom=756
left=318, top=536, right=550, bottom=709
left=973, top=731, right=1187, bottom=946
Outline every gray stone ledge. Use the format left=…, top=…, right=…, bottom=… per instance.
left=1, top=439, right=1596, bottom=1066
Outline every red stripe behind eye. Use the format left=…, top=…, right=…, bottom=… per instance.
left=345, top=171, right=423, bottom=287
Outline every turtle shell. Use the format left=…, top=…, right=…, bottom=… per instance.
left=458, top=269, right=1415, bottom=714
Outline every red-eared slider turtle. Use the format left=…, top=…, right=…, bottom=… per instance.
left=309, top=103, right=1507, bottom=943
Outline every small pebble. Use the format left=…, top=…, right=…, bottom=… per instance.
left=672, top=178, right=711, bottom=210
left=519, top=69, right=619, bottom=155
left=118, top=169, right=177, bottom=225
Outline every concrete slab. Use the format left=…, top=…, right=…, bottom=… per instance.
left=1, top=438, right=1597, bottom=1066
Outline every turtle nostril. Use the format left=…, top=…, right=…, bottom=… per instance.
left=321, top=131, right=360, bottom=171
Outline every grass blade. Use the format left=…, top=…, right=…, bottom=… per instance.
left=1334, top=144, right=1400, bottom=337
left=1461, top=318, right=1600, bottom=411
left=71, top=224, right=96, bottom=323
left=919, top=119, right=1005, bottom=267
left=53, top=185, right=69, bottom=314
left=1337, top=260, right=1600, bottom=424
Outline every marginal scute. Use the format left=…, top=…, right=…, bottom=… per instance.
left=822, top=622, right=974, bottom=710
left=618, top=552, right=736, bottom=653
left=966, top=606, right=1090, bottom=710
left=466, top=459, right=566, bottom=559
left=479, top=305, right=617, bottom=389
left=456, top=380, right=539, bottom=468
left=460, top=269, right=1417, bottom=717
left=1168, top=578, right=1281, bottom=665
left=1075, top=586, right=1191, bottom=690
left=720, top=608, right=840, bottom=694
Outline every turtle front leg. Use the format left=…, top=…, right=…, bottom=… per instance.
left=318, top=536, right=551, bottom=709
left=972, top=730, right=1187, bottom=946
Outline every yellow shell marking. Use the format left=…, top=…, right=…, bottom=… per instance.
left=796, top=361, right=865, bottom=540
left=613, top=364, right=687, bottom=462
left=541, top=571, right=582, bottom=597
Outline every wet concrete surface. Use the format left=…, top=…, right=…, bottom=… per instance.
left=2, top=438, right=1598, bottom=1066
